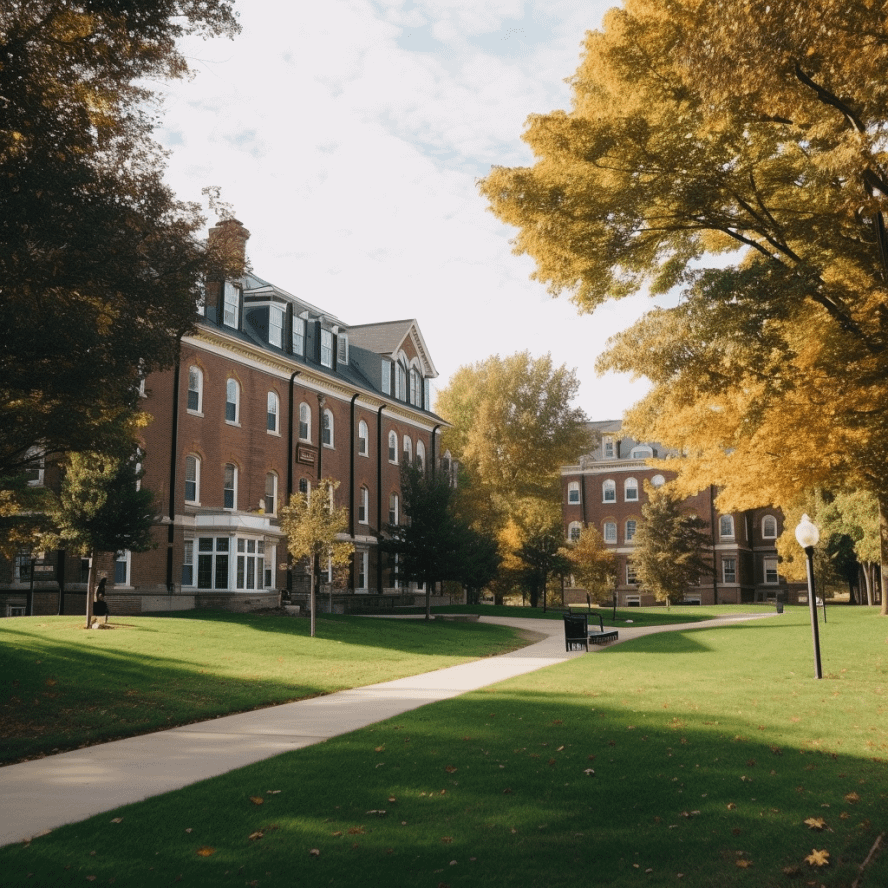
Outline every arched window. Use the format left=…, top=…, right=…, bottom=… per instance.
left=187, top=366, right=203, bottom=413
left=603, top=480, right=616, bottom=502
left=568, top=521, right=582, bottom=542
left=184, top=455, right=200, bottom=503
left=267, top=391, right=279, bottom=433
left=416, top=440, right=425, bottom=470
left=322, top=408, right=334, bottom=448
left=299, top=402, right=311, bottom=441
left=223, top=463, right=237, bottom=510
left=388, top=430, right=398, bottom=463
left=568, top=481, right=581, bottom=504
left=762, top=514, right=778, bottom=539
left=403, top=435, right=412, bottom=463
left=624, top=478, right=639, bottom=501
left=225, top=378, right=240, bottom=424
left=631, top=445, right=653, bottom=459
left=358, top=486, right=369, bottom=524
left=389, top=493, right=399, bottom=526
left=264, top=472, right=277, bottom=515
left=358, top=420, right=369, bottom=456
left=719, top=515, right=735, bottom=538
left=395, top=362, right=407, bottom=400
left=603, top=521, right=617, bottom=543
left=409, top=368, right=421, bottom=406
left=626, top=519, right=637, bottom=541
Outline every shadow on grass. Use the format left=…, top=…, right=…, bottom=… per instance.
left=3, top=689, right=885, bottom=888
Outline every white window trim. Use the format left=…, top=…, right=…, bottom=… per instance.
left=223, top=282, right=239, bottom=328
left=762, top=515, right=778, bottom=539
left=267, top=391, right=279, bottom=434
left=265, top=472, right=278, bottom=516
left=603, top=480, right=616, bottom=503
left=358, top=420, right=369, bottom=456
left=269, top=305, right=284, bottom=348
left=568, top=481, right=581, bottom=504
left=625, top=519, right=637, bottom=541
left=320, top=327, right=333, bottom=368
left=185, top=455, right=201, bottom=505
left=763, top=556, right=779, bottom=584
left=568, top=521, right=582, bottom=542
left=225, top=378, right=240, bottom=426
left=719, top=515, right=735, bottom=539
left=187, top=366, right=203, bottom=415
left=403, top=435, right=412, bottom=463
left=299, top=402, right=311, bottom=442
left=624, top=478, right=639, bottom=501
left=322, top=408, right=334, bottom=449
left=603, top=521, right=617, bottom=544
left=223, top=463, right=238, bottom=511
left=292, top=316, right=306, bottom=356
left=416, top=440, right=425, bottom=470
left=359, top=487, right=369, bottom=524
left=388, top=431, right=398, bottom=464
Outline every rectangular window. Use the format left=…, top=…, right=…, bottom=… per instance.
left=723, top=557, right=737, bottom=584
left=269, top=305, right=284, bottom=348
left=764, top=557, right=779, bottom=584
left=320, top=328, right=333, bottom=367
left=292, top=316, right=306, bottom=355
left=626, top=519, right=637, bottom=541
left=182, top=541, right=194, bottom=586
left=358, top=551, right=367, bottom=590
left=603, top=521, right=617, bottom=543
left=114, top=551, right=130, bottom=586
left=626, top=561, right=638, bottom=585
left=223, top=282, right=239, bottom=328
left=197, top=537, right=229, bottom=590
left=381, top=359, right=391, bottom=395
left=337, top=333, right=349, bottom=365
left=603, top=438, right=614, bottom=458
left=720, top=515, right=734, bottom=538
left=568, top=483, right=580, bottom=504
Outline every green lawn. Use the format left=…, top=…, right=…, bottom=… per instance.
left=0, top=610, right=526, bottom=764
left=4, top=606, right=886, bottom=887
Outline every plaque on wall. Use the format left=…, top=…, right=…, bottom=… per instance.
left=297, top=446, right=316, bottom=465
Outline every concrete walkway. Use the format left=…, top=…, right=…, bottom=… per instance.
left=0, top=612, right=773, bottom=847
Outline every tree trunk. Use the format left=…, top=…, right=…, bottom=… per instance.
left=310, top=556, right=317, bottom=637
left=880, top=495, right=888, bottom=616
left=863, top=562, right=874, bottom=606
left=85, top=551, right=96, bottom=629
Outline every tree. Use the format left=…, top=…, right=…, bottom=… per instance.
left=561, top=525, right=619, bottom=605
left=50, top=450, right=156, bottom=627
left=512, top=503, right=570, bottom=609
left=435, top=352, right=592, bottom=528
left=632, top=487, right=712, bottom=608
left=479, top=0, right=888, bottom=613
left=382, top=464, right=500, bottom=618
left=279, top=479, right=353, bottom=637
left=0, top=2, right=242, bottom=503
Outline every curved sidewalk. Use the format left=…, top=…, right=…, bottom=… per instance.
left=0, top=612, right=772, bottom=847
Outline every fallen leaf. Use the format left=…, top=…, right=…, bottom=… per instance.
left=804, top=817, right=826, bottom=831
left=248, top=831, right=264, bottom=841
left=348, top=827, right=366, bottom=835
left=196, top=847, right=216, bottom=857
left=584, top=769, right=595, bottom=776
left=782, top=864, right=801, bottom=877
left=250, top=796, right=264, bottom=806
left=727, top=803, right=736, bottom=810
left=735, top=859, right=752, bottom=868
left=110, top=818, right=123, bottom=824
left=375, top=745, right=385, bottom=752
left=844, top=792, right=860, bottom=804
left=556, top=746, right=565, bottom=752
left=388, top=796, right=397, bottom=803
left=445, top=765, right=458, bottom=773
left=309, top=848, right=320, bottom=857
left=332, top=831, right=342, bottom=837
left=366, top=810, right=387, bottom=816
left=184, top=828, right=192, bottom=834
left=805, top=849, right=830, bottom=867
left=441, top=837, right=453, bottom=843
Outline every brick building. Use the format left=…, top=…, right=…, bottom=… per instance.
left=561, top=420, right=804, bottom=606
left=2, top=219, right=448, bottom=616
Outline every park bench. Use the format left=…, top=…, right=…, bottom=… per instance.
left=563, top=612, right=619, bottom=652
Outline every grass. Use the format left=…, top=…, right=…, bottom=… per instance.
left=3, top=606, right=886, bottom=886
left=0, top=610, right=526, bottom=764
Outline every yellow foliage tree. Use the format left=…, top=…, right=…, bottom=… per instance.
left=279, top=479, right=354, bottom=637
left=561, top=525, right=618, bottom=605
left=480, top=0, right=888, bottom=612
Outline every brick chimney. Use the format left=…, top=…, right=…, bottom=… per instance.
left=207, top=218, right=250, bottom=279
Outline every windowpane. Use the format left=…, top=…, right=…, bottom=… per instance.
left=299, top=403, right=310, bottom=440
left=723, top=557, right=737, bottom=583
left=292, top=316, right=305, bottom=355
left=568, top=482, right=580, bottom=504
left=762, top=515, right=778, bottom=539
left=185, top=455, right=199, bottom=503
left=267, top=392, right=278, bottom=432
left=358, top=420, right=368, bottom=455
left=224, top=464, right=236, bottom=510
left=604, top=521, right=617, bottom=543
left=182, top=541, right=194, bottom=586
left=569, top=522, right=581, bottom=542
left=720, top=515, right=734, bottom=538
left=187, top=367, right=201, bottom=412
left=226, top=379, right=238, bottom=423
left=269, top=306, right=284, bottom=348
left=625, top=478, right=638, bottom=501
left=223, top=282, right=239, bottom=327
left=322, top=409, right=333, bottom=447
left=320, top=328, right=333, bottom=367
left=626, top=519, right=637, bottom=541
left=265, top=473, right=276, bottom=515
left=603, top=480, right=616, bottom=502
left=388, top=431, right=397, bottom=462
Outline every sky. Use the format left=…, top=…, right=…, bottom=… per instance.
left=156, top=0, right=650, bottom=421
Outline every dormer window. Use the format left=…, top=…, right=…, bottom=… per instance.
left=223, top=282, right=239, bottom=328
left=631, top=445, right=653, bottom=459
left=292, top=316, right=306, bottom=356
left=320, top=328, right=333, bottom=368
left=409, top=368, right=421, bottom=405
left=269, top=305, right=284, bottom=348
left=337, top=333, right=349, bottom=366
left=395, top=362, right=407, bottom=400
left=603, top=437, right=614, bottom=459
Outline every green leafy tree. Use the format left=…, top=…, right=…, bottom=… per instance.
left=279, top=479, right=353, bottom=637
left=562, top=525, right=619, bottom=606
left=0, top=2, right=242, bottom=510
left=480, top=0, right=888, bottom=613
left=383, top=464, right=500, bottom=618
left=512, top=504, right=570, bottom=609
left=435, top=352, right=592, bottom=531
left=50, top=450, right=156, bottom=627
left=632, top=487, right=712, bottom=608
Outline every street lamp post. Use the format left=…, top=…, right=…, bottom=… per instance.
left=795, top=514, right=823, bottom=680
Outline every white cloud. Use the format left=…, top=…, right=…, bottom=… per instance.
left=158, top=0, right=646, bottom=420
